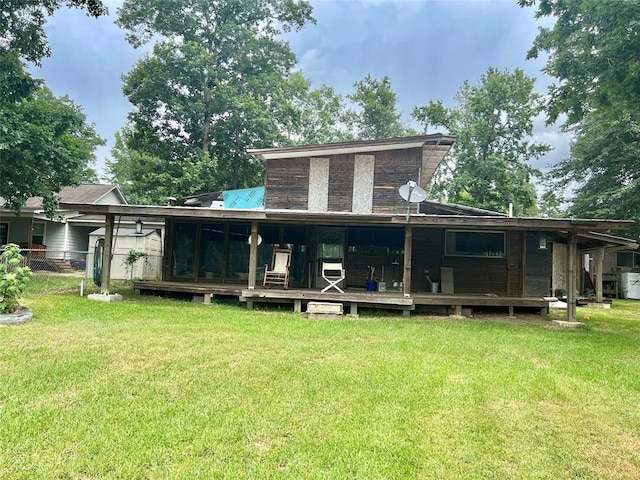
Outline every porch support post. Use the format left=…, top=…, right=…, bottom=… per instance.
left=248, top=221, right=258, bottom=289
left=566, top=230, right=577, bottom=321
left=594, top=246, right=604, bottom=303
left=403, top=225, right=412, bottom=297
left=100, top=214, right=115, bottom=295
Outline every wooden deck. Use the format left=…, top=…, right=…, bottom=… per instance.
left=134, top=281, right=550, bottom=317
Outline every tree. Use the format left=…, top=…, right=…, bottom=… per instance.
left=106, top=128, right=214, bottom=205
left=412, top=67, right=550, bottom=216
left=109, top=0, right=315, bottom=201
left=347, top=75, right=414, bottom=140
left=0, top=0, right=107, bottom=64
left=521, top=1, right=640, bottom=231
left=546, top=113, right=640, bottom=232
left=0, top=53, right=104, bottom=217
left=281, top=72, right=354, bottom=145
left=520, top=0, right=640, bottom=128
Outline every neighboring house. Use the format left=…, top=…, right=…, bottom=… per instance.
left=65, top=135, right=634, bottom=319
left=0, top=184, right=127, bottom=270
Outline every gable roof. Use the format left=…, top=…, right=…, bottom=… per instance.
left=248, top=134, right=455, bottom=160
left=2, top=184, right=127, bottom=211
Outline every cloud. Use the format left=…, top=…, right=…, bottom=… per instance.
left=32, top=0, right=567, bottom=177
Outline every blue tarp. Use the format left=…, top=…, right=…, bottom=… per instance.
left=223, top=186, right=265, bottom=209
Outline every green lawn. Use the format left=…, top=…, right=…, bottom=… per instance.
left=2, top=276, right=639, bottom=479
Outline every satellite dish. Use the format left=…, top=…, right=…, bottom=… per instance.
left=399, top=181, right=427, bottom=203
left=399, top=180, right=427, bottom=222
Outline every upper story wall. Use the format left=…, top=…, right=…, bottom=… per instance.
left=252, top=135, right=454, bottom=214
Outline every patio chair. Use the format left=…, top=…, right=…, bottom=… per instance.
left=263, top=248, right=292, bottom=289
left=321, top=261, right=345, bottom=293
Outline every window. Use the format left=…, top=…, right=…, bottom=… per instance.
left=31, top=222, right=45, bottom=245
left=617, top=251, right=640, bottom=268
left=445, top=230, right=505, bottom=257
left=172, top=222, right=197, bottom=277
left=347, top=227, right=404, bottom=254
left=0, top=223, right=7, bottom=246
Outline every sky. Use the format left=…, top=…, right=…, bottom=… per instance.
left=35, top=0, right=568, bottom=177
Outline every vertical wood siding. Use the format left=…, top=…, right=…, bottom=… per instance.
left=373, top=149, right=421, bottom=214
left=265, top=158, right=310, bottom=210
left=328, top=154, right=354, bottom=212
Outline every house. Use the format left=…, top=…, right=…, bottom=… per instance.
left=62, top=135, right=634, bottom=320
left=0, top=184, right=127, bottom=271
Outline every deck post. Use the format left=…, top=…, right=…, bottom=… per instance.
left=294, top=299, right=302, bottom=313
left=403, top=225, right=412, bottom=298
left=566, top=230, right=578, bottom=321
left=248, top=221, right=258, bottom=289
left=350, top=303, right=358, bottom=315
left=100, top=214, right=115, bottom=295
left=594, top=246, right=604, bottom=303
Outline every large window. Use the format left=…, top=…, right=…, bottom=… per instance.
left=445, top=230, right=505, bottom=257
left=172, top=222, right=197, bottom=277
left=200, top=223, right=225, bottom=279
left=227, top=224, right=251, bottom=280
left=347, top=227, right=404, bottom=254
left=617, top=251, right=640, bottom=268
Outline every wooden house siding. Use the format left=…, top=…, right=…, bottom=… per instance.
left=265, top=158, right=310, bottom=210
left=328, top=154, right=354, bottom=212
left=507, top=231, right=523, bottom=296
left=372, top=149, right=421, bottom=214
left=264, top=147, right=427, bottom=215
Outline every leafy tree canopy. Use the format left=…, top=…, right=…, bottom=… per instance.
left=520, top=0, right=640, bottom=129
left=0, top=52, right=104, bottom=217
left=109, top=0, right=315, bottom=202
left=348, top=75, right=415, bottom=140
left=0, top=0, right=107, bottom=64
left=522, top=1, right=640, bottom=233
left=413, top=67, right=550, bottom=216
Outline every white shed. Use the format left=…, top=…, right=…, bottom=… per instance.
left=86, top=228, right=163, bottom=281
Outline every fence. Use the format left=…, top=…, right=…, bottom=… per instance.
left=11, top=248, right=163, bottom=281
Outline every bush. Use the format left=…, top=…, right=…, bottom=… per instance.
left=0, top=243, right=34, bottom=313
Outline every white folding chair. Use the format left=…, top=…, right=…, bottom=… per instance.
left=321, top=261, right=345, bottom=293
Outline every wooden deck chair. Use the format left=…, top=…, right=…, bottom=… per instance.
left=321, top=261, right=345, bottom=293
left=263, top=248, right=292, bottom=289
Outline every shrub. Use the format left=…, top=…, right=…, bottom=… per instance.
left=0, top=243, right=34, bottom=313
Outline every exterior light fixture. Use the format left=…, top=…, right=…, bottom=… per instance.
left=135, top=218, right=143, bottom=235
left=539, top=236, right=547, bottom=249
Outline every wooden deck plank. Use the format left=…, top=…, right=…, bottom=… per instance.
left=134, top=281, right=550, bottom=311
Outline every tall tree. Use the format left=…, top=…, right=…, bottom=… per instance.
left=546, top=113, right=640, bottom=229
left=110, top=0, right=314, bottom=202
left=0, top=0, right=107, bottom=64
left=520, top=0, right=640, bottom=128
left=0, top=1, right=106, bottom=217
left=348, top=75, right=414, bottom=140
left=521, top=0, right=640, bottom=231
left=0, top=53, right=104, bottom=217
left=282, top=72, right=354, bottom=145
left=412, top=67, right=549, bottom=216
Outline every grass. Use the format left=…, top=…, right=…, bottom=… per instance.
left=1, top=275, right=639, bottom=479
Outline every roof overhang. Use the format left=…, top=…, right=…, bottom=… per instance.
left=247, top=134, right=455, bottom=161
left=58, top=203, right=634, bottom=232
